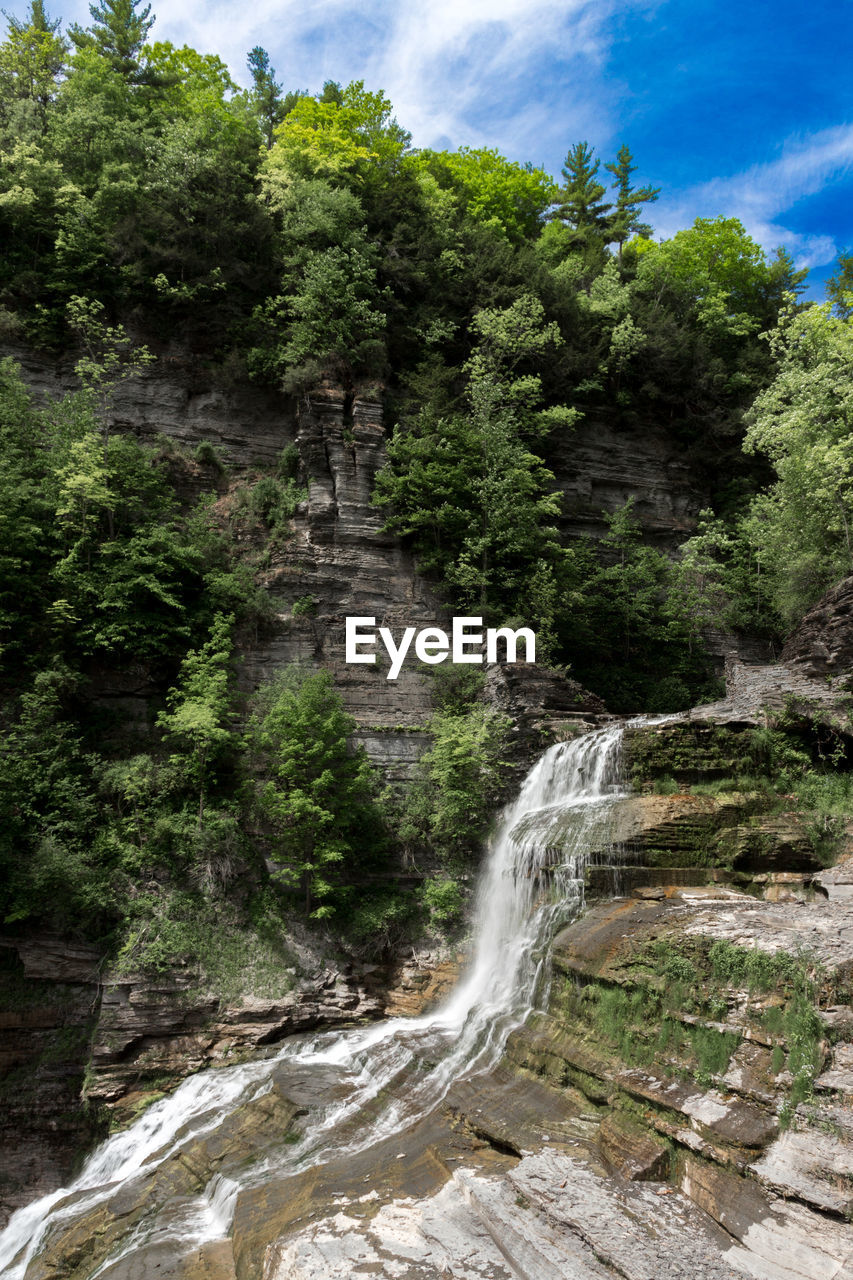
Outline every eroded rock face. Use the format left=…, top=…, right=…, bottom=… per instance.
left=548, top=409, right=703, bottom=548
left=0, top=936, right=463, bottom=1227
left=0, top=938, right=105, bottom=1228
left=781, top=574, right=853, bottom=679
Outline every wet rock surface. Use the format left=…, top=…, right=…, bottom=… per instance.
left=87, top=949, right=463, bottom=1111
left=0, top=938, right=461, bottom=1227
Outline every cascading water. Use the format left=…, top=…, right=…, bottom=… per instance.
left=0, top=722, right=631, bottom=1279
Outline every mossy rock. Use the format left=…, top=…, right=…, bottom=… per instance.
left=624, top=723, right=758, bottom=787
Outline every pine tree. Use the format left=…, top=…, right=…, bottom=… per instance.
left=605, top=145, right=660, bottom=264
left=552, top=141, right=612, bottom=244
left=69, top=0, right=153, bottom=81
left=0, top=1, right=66, bottom=135
left=247, top=46, right=287, bottom=149
left=826, top=249, right=853, bottom=319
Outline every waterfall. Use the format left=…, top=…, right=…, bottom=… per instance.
left=0, top=722, right=629, bottom=1279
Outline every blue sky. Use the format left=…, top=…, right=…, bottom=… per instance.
left=18, top=0, right=853, bottom=297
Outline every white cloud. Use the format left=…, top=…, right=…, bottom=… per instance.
left=54, top=0, right=656, bottom=163
left=654, top=123, right=853, bottom=268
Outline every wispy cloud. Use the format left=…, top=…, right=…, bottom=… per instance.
left=655, top=124, right=853, bottom=268
left=50, top=0, right=657, bottom=164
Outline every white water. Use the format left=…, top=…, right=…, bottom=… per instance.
left=0, top=722, right=630, bottom=1279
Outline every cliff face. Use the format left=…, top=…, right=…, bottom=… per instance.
left=0, top=937, right=105, bottom=1224
left=781, top=573, right=853, bottom=680
left=1, top=342, right=720, bottom=735
left=239, top=383, right=439, bottom=735
left=548, top=409, right=702, bottom=547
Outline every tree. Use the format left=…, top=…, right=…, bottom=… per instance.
left=413, top=146, right=556, bottom=245
left=69, top=0, right=154, bottom=82
left=551, top=141, right=612, bottom=250
left=66, top=296, right=154, bottom=443
left=402, top=705, right=511, bottom=866
left=742, top=301, right=853, bottom=623
left=827, top=249, right=853, bottom=319
left=262, top=80, right=411, bottom=193
left=157, top=613, right=236, bottom=824
left=376, top=294, right=575, bottom=642
left=247, top=45, right=286, bottom=149
left=605, top=145, right=659, bottom=265
left=0, top=664, right=104, bottom=931
left=0, top=1, right=67, bottom=140
left=249, top=668, right=381, bottom=918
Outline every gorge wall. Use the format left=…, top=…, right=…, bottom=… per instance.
left=0, top=344, right=831, bottom=1240
left=2, top=340, right=712, bottom=738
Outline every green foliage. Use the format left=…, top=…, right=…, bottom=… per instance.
left=343, top=885, right=422, bottom=957
left=0, top=664, right=103, bottom=931
left=0, top=359, right=260, bottom=668
left=413, top=146, right=555, bottom=245
left=605, top=144, right=659, bottom=262
left=564, top=500, right=722, bottom=711
left=826, top=250, right=853, bottom=319
left=551, top=141, right=611, bottom=257
left=398, top=704, right=511, bottom=867
left=193, top=440, right=226, bottom=472
left=421, top=876, right=464, bottom=929
left=245, top=473, right=305, bottom=535
left=290, top=595, right=317, bottom=617
left=115, top=890, right=296, bottom=1000
left=69, top=0, right=154, bottom=82
left=156, top=613, right=236, bottom=822
left=248, top=667, right=384, bottom=917
left=741, top=302, right=853, bottom=623
left=706, top=942, right=823, bottom=1108
left=426, top=663, right=485, bottom=714
left=710, top=940, right=782, bottom=989
left=246, top=46, right=287, bottom=151
left=263, top=80, right=410, bottom=192
left=376, top=294, right=574, bottom=652
left=0, top=2, right=67, bottom=141
left=587, top=984, right=655, bottom=1066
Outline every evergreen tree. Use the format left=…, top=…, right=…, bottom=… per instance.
left=319, top=78, right=343, bottom=105
left=826, top=249, right=853, bottom=319
left=249, top=668, right=381, bottom=919
left=0, top=1, right=66, bottom=138
left=605, top=144, right=660, bottom=264
left=247, top=46, right=286, bottom=149
left=552, top=141, right=612, bottom=246
left=69, top=0, right=154, bottom=81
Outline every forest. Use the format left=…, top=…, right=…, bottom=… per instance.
left=2, top=0, right=853, bottom=977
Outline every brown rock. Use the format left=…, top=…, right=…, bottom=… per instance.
left=599, top=1111, right=670, bottom=1180
left=781, top=574, right=853, bottom=679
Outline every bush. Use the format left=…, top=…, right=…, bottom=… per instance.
left=422, top=876, right=464, bottom=929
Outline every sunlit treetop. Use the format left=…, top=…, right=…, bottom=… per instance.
left=412, top=146, right=556, bottom=246
left=262, top=80, right=411, bottom=191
